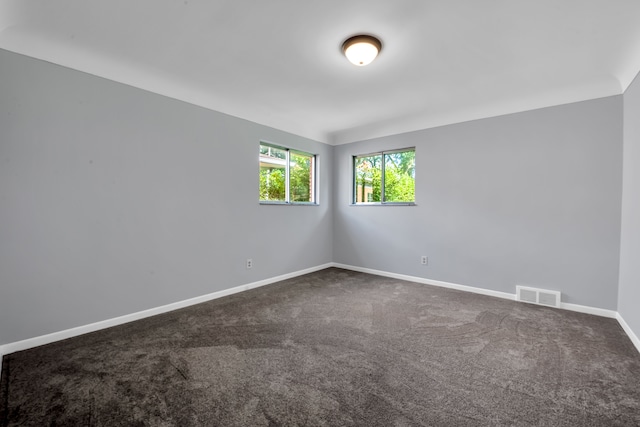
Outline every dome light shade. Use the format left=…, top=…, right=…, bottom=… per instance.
left=342, top=35, right=382, bottom=66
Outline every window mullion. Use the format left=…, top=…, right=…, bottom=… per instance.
left=285, top=149, right=291, bottom=203
left=381, top=152, right=386, bottom=203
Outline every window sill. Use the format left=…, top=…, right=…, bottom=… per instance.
left=260, top=201, right=319, bottom=206
left=350, top=202, right=416, bottom=206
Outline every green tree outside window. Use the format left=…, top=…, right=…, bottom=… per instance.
left=260, top=143, right=316, bottom=204
left=354, top=149, right=415, bottom=204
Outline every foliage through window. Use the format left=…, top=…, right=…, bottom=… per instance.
left=260, top=143, right=316, bottom=204
left=354, top=148, right=415, bottom=204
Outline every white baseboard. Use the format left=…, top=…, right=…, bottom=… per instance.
left=617, top=313, right=640, bottom=355
left=1, top=262, right=637, bottom=380
left=560, top=302, right=617, bottom=318
left=332, top=263, right=621, bottom=318
left=0, top=263, right=333, bottom=375
left=332, top=264, right=640, bottom=352
left=331, top=263, right=516, bottom=301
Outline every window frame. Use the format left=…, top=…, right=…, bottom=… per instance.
left=259, top=142, right=318, bottom=205
left=352, top=147, right=416, bottom=206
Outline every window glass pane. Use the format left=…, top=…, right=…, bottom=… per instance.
left=260, top=144, right=286, bottom=201
left=290, top=151, right=315, bottom=203
left=354, top=154, right=382, bottom=203
left=259, top=143, right=317, bottom=204
left=383, top=150, right=415, bottom=202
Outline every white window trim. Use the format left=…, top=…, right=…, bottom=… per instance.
left=259, top=142, right=318, bottom=205
left=352, top=147, right=416, bottom=206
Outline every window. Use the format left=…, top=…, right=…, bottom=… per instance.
left=353, top=148, right=415, bottom=204
left=260, top=143, right=316, bottom=204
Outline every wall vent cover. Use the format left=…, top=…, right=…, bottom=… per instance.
left=516, top=286, right=561, bottom=308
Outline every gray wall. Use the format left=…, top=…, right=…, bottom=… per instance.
left=0, top=49, right=333, bottom=346
left=619, top=70, right=640, bottom=337
left=0, top=46, right=633, bottom=348
left=333, top=97, right=623, bottom=309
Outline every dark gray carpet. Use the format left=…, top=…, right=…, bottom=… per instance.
left=1, top=268, right=639, bottom=426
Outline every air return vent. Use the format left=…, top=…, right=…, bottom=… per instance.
left=516, top=286, right=561, bottom=308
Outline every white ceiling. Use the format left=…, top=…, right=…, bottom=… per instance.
left=1, top=0, right=640, bottom=145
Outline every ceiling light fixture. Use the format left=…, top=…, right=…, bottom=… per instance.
left=342, top=34, right=382, bottom=66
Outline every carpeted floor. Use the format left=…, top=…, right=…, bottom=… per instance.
left=1, top=268, right=639, bottom=426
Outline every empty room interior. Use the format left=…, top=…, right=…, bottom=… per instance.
left=2, top=1, right=640, bottom=425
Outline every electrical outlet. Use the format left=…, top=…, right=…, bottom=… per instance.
left=421, top=256, right=428, bottom=265
left=246, top=258, right=253, bottom=269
